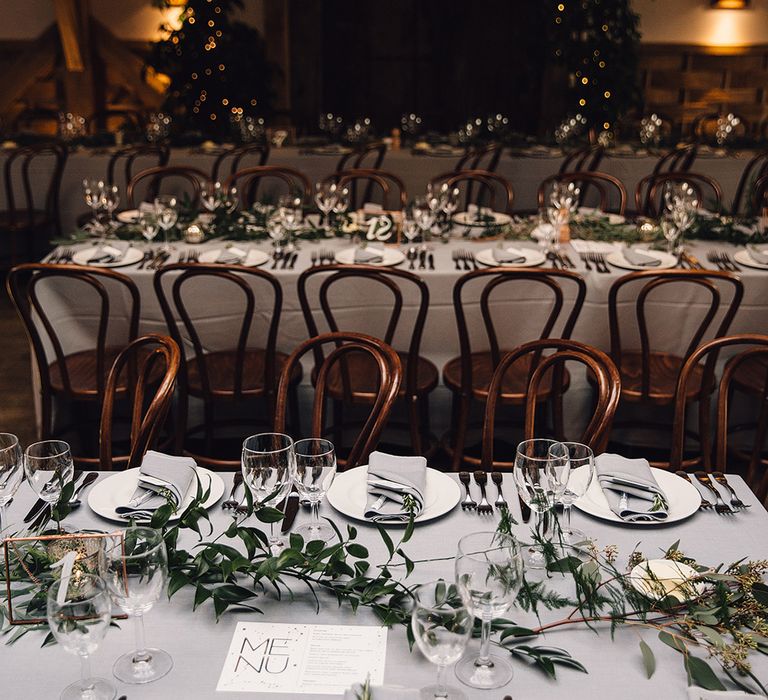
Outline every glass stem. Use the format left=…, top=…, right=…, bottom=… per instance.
left=477, top=614, right=493, bottom=667
left=132, top=613, right=151, bottom=665
left=563, top=502, right=573, bottom=543
left=434, top=663, right=448, bottom=697
left=79, top=653, right=94, bottom=694
left=311, top=500, right=320, bottom=529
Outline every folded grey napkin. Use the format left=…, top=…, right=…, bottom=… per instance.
left=354, top=247, right=384, bottom=264
left=747, top=245, right=768, bottom=265
left=365, top=451, right=426, bottom=522
left=623, top=248, right=661, bottom=267
left=115, top=451, right=196, bottom=519
left=595, top=453, right=668, bottom=522
left=493, top=247, right=527, bottom=264
left=343, top=685, right=420, bottom=700
left=216, top=246, right=247, bottom=264
left=88, top=241, right=129, bottom=263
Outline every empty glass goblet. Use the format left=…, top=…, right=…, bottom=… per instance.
left=411, top=580, right=473, bottom=700
left=139, top=211, right=159, bottom=246
left=24, top=440, right=74, bottom=509
left=101, top=526, right=172, bottom=684
left=292, top=438, right=336, bottom=543
left=0, top=433, right=23, bottom=535
left=82, top=179, right=105, bottom=232
left=154, top=195, right=178, bottom=252
left=47, top=573, right=115, bottom=700
left=454, top=531, right=525, bottom=689
left=314, top=181, right=338, bottom=227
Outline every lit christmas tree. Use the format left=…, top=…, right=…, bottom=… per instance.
left=148, top=0, right=275, bottom=138
left=548, top=0, right=641, bottom=133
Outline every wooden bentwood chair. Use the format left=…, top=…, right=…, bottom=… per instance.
left=670, top=336, right=768, bottom=502
left=481, top=339, right=621, bottom=469
left=298, top=265, right=436, bottom=456
left=559, top=144, right=604, bottom=175
left=430, top=170, right=515, bottom=214
left=328, top=168, right=408, bottom=211
left=635, top=172, right=722, bottom=218
left=274, top=332, right=402, bottom=470
left=127, top=165, right=210, bottom=208
left=154, top=263, right=300, bottom=469
left=211, top=144, right=270, bottom=183
left=226, top=166, right=312, bottom=207
left=443, top=268, right=587, bottom=471
left=604, top=269, right=744, bottom=468
left=731, top=151, right=768, bottom=216
left=7, top=264, right=140, bottom=455
left=98, top=334, right=180, bottom=471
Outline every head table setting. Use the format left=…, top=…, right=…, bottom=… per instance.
left=0, top=431, right=767, bottom=700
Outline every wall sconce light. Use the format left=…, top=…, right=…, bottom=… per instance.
left=710, top=0, right=750, bottom=8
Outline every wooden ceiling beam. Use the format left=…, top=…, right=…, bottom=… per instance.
left=53, top=0, right=89, bottom=72
left=0, top=24, right=58, bottom=117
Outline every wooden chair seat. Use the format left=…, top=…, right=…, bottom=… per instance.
left=314, top=351, right=437, bottom=402
left=730, top=354, right=768, bottom=395
left=443, top=351, right=569, bottom=401
left=608, top=350, right=708, bottom=404
left=186, top=349, right=301, bottom=397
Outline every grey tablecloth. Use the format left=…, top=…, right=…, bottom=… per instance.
left=1, top=472, right=766, bottom=699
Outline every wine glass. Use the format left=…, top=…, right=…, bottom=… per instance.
left=314, top=181, right=338, bottom=227
left=200, top=181, right=221, bottom=213
left=82, top=179, right=105, bottom=232
left=548, top=442, right=595, bottom=559
left=441, top=186, right=460, bottom=235
left=100, top=185, right=120, bottom=234
left=47, top=573, right=115, bottom=700
left=139, top=211, right=159, bottom=246
left=0, top=433, right=23, bottom=535
left=512, top=439, right=569, bottom=569
left=241, top=433, right=294, bottom=552
left=154, top=195, right=178, bottom=252
left=24, top=440, right=74, bottom=509
left=454, top=531, right=525, bottom=689
left=411, top=580, right=473, bottom=700
left=661, top=217, right=681, bottom=254
left=101, top=526, right=172, bottom=684
left=291, top=438, right=336, bottom=543
left=413, top=196, right=435, bottom=244
left=401, top=209, right=420, bottom=246
left=277, top=194, right=303, bottom=252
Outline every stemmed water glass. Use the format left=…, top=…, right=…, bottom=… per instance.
left=661, top=217, right=681, bottom=254
left=24, top=440, right=74, bottom=512
left=291, top=438, right=336, bottom=543
left=139, top=211, right=159, bottom=247
left=314, top=181, right=338, bottom=227
left=413, top=196, right=435, bottom=245
left=331, top=186, right=350, bottom=224
left=401, top=209, right=420, bottom=247
left=101, top=526, right=172, bottom=684
left=411, top=580, right=473, bottom=700
left=47, top=573, right=115, bottom=700
left=441, top=186, right=460, bottom=238
left=454, top=531, right=525, bottom=689
left=202, top=181, right=238, bottom=214
left=545, top=181, right=580, bottom=251
left=154, top=195, right=178, bottom=252
left=277, top=194, right=303, bottom=252
left=241, top=433, right=295, bottom=552
left=512, top=439, right=569, bottom=569
left=99, top=185, right=120, bottom=235
left=82, top=179, right=105, bottom=233
left=0, top=433, right=23, bottom=535
left=548, top=442, right=596, bottom=559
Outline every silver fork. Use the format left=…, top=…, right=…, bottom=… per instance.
left=712, top=472, right=750, bottom=510
left=695, top=471, right=734, bottom=515
left=473, top=471, right=493, bottom=515
left=490, top=472, right=507, bottom=509
left=675, top=470, right=712, bottom=510
left=579, top=252, right=592, bottom=271
left=222, top=472, right=244, bottom=510
left=458, top=472, right=476, bottom=511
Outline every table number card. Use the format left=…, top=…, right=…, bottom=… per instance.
left=216, top=621, right=387, bottom=694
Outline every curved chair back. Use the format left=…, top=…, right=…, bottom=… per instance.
left=127, top=165, right=209, bottom=207
left=751, top=173, right=768, bottom=215
left=652, top=143, right=698, bottom=177
left=608, top=270, right=744, bottom=401
left=226, top=165, right=311, bottom=206
left=452, top=268, right=587, bottom=397
left=106, top=145, right=170, bottom=191
left=538, top=171, right=627, bottom=215
left=336, top=142, right=387, bottom=172
left=211, top=144, right=270, bottom=183
left=671, top=334, right=768, bottom=491
left=559, top=144, right=604, bottom=174
left=455, top=143, right=504, bottom=173
left=732, top=151, right=768, bottom=215
left=99, top=334, right=180, bottom=470
left=274, top=332, right=402, bottom=469
left=481, top=339, right=621, bottom=468
left=635, top=172, right=722, bottom=218
left=6, top=263, right=140, bottom=437
left=154, top=262, right=283, bottom=402
left=328, top=168, right=408, bottom=210
left=430, top=170, right=514, bottom=214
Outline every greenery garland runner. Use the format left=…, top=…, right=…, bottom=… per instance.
left=2, top=483, right=768, bottom=694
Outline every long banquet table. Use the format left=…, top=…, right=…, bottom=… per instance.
left=2, top=471, right=767, bottom=699
left=17, top=145, right=758, bottom=233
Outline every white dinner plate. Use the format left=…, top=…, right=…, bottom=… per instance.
left=628, top=559, right=704, bottom=602
left=335, top=247, right=405, bottom=267
left=87, top=466, right=225, bottom=523
left=734, top=249, right=768, bottom=270
left=571, top=465, right=700, bottom=526
left=475, top=247, right=546, bottom=268
left=578, top=207, right=626, bottom=225
left=72, top=246, right=144, bottom=268
left=453, top=211, right=512, bottom=228
left=116, top=209, right=141, bottom=224
left=605, top=249, right=677, bottom=271
left=326, top=466, right=461, bottom=525
left=198, top=248, right=270, bottom=267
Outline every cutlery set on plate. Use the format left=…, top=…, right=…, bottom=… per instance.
left=675, top=470, right=750, bottom=514
left=271, top=249, right=299, bottom=269
left=706, top=249, right=740, bottom=271
left=579, top=252, right=610, bottom=272
left=138, top=249, right=171, bottom=270
left=458, top=471, right=508, bottom=514
left=23, top=470, right=99, bottom=529
left=548, top=251, right=577, bottom=269
left=48, top=247, right=75, bottom=263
